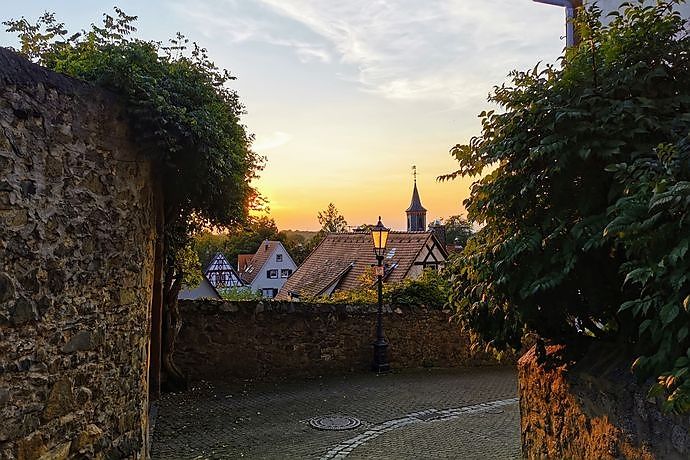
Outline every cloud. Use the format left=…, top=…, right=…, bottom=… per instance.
left=255, top=0, right=564, bottom=104
left=253, top=131, right=293, bottom=151
left=169, top=0, right=332, bottom=63
left=171, top=0, right=564, bottom=105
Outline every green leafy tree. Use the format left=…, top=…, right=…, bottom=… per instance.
left=440, top=1, right=690, bottom=411
left=193, top=216, right=282, bottom=266
left=192, top=231, right=234, bottom=268
left=443, top=215, right=474, bottom=248
left=281, top=203, right=349, bottom=265
left=607, top=138, right=690, bottom=413
left=5, top=9, right=263, bottom=390
left=278, top=230, right=317, bottom=265
left=318, top=203, right=348, bottom=233
left=224, top=216, right=280, bottom=263
left=177, top=245, right=203, bottom=289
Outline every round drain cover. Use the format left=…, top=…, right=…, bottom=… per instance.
left=309, top=415, right=361, bottom=431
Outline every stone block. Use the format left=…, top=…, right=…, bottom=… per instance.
left=10, top=297, right=36, bottom=325
left=37, top=441, right=71, bottom=460
left=0, top=273, right=16, bottom=303
left=16, top=432, right=48, bottom=460
left=43, top=376, right=74, bottom=421
left=74, top=424, right=103, bottom=452
left=61, top=331, right=96, bottom=353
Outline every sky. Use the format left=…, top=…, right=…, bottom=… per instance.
left=0, top=0, right=567, bottom=231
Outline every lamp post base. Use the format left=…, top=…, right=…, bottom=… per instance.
left=372, top=339, right=390, bottom=373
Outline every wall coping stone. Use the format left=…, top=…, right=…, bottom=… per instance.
left=178, top=299, right=449, bottom=317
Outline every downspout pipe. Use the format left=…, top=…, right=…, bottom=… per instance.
left=533, top=0, right=577, bottom=47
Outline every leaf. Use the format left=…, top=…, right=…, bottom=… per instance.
left=648, top=382, right=665, bottom=398
left=675, top=356, right=689, bottom=368
left=679, top=326, right=689, bottom=344
left=660, top=303, right=680, bottom=325
left=669, top=240, right=689, bottom=265
left=640, top=320, right=653, bottom=335
left=624, top=267, right=654, bottom=286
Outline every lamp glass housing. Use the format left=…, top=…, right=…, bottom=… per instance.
left=371, top=216, right=389, bottom=258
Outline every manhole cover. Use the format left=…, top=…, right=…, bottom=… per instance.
left=309, top=415, right=361, bottom=431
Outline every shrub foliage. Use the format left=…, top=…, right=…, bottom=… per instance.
left=441, top=1, right=690, bottom=412
left=4, top=9, right=262, bottom=262
left=5, top=9, right=262, bottom=390
left=318, top=268, right=450, bottom=309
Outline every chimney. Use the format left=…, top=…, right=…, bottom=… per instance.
left=428, top=219, right=446, bottom=245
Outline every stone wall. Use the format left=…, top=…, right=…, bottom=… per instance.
left=519, top=345, right=690, bottom=459
left=0, top=48, right=156, bottom=459
left=175, top=299, right=500, bottom=381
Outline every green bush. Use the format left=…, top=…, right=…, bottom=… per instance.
left=219, top=287, right=264, bottom=301
left=441, top=1, right=690, bottom=412
left=316, top=268, right=450, bottom=308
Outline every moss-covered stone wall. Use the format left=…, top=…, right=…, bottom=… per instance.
left=0, top=48, right=156, bottom=459
left=175, top=299, right=502, bottom=381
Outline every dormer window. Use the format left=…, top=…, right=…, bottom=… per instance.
left=276, top=254, right=283, bottom=262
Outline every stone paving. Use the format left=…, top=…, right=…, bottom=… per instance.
left=151, top=366, right=520, bottom=459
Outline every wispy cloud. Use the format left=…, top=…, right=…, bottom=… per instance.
left=253, top=131, right=293, bottom=151
left=255, top=0, right=563, bottom=104
left=169, top=1, right=332, bottom=63
left=171, top=0, right=563, bottom=104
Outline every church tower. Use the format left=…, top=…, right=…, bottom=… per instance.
left=406, top=166, right=427, bottom=232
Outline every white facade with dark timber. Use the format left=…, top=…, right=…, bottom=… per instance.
left=406, top=234, right=447, bottom=278
left=204, top=252, right=246, bottom=290
left=238, top=240, right=298, bottom=298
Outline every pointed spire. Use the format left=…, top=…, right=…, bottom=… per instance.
left=406, top=166, right=427, bottom=213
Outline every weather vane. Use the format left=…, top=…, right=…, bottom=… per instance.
left=412, top=165, right=417, bottom=183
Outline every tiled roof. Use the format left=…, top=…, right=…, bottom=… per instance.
left=276, top=231, right=443, bottom=300
left=239, top=240, right=278, bottom=284
left=237, top=254, right=253, bottom=272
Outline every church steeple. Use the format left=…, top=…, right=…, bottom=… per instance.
left=406, top=166, right=427, bottom=232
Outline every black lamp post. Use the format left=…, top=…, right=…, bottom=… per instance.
left=371, top=216, right=390, bottom=373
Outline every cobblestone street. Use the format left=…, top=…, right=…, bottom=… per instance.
left=151, top=367, right=520, bottom=459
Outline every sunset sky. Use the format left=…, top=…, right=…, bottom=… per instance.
left=1, top=0, right=567, bottom=230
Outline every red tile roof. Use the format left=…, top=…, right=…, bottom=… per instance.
left=276, top=231, right=445, bottom=300
left=237, top=254, right=254, bottom=272
left=239, top=240, right=279, bottom=284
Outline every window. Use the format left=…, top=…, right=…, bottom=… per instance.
left=267, top=269, right=278, bottom=279
left=280, top=269, right=293, bottom=278
left=276, top=254, right=283, bottom=262
left=262, top=288, right=277, bottom=298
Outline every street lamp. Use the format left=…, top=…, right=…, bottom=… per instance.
left=371, top=216, right=390, bottom=373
